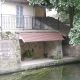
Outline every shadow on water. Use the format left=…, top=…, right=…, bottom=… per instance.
left=0, top=63, right=80, bottom=80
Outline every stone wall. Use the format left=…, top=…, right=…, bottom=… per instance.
left=45, top=41, right=63, bottom=59
left=0, top=32, right=21, bottom=74
left=63, top=44, right=80, bottom=57
left=20, top=40, right=63, bottom=60
left=62, top=37, right=80, bottom=57
left=20, top=40, right=45, bottom=60
left=0, top=31, right=63, bottom=74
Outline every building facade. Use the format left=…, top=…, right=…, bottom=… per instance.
left=0, top=0, right=63, bottom=74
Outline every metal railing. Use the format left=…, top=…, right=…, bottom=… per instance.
left=0, top=15, right=59, bottom=31
left=1, top=15, right=32, bottom=30
left=32, top=17, right=59, bottom=30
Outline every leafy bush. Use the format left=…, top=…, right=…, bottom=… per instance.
left=22, top=49, right=34, bottom=58
left=69, top=13, right=80, bottom=46
left=44, top=53, right=48, bottom=58
left=54, top=53, right=62, bottom=60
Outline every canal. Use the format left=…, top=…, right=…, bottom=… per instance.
left=0, top=63, right=80, bottom=80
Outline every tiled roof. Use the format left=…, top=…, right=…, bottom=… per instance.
left=20, top=32, right=64, bottom=43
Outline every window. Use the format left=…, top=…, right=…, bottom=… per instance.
left=16, top=5, right=23, bottom=28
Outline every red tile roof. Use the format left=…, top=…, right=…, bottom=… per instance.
left=20, top=32, right=64, bottom=43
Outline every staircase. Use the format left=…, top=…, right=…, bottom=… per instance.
left=35, top=17, right=71, bottom=36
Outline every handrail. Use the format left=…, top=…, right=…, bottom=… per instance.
left=1, top=15, right=59, bottom=31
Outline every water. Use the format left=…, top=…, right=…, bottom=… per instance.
left=0, top=63, right=80, bottom=80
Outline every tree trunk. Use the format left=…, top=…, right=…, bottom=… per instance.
left=69, top=6, right=74, bottom=28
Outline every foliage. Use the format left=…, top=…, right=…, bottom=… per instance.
left=5, top=31, right=11, bottom=39
left=29, top=0, right=80, bottom=45
left=29, top=0, right=80, bottom=20
left=6, top=31, right=11, bottom=35
left=69, top=13, right=80, bottom=46
left=57, top=11, right=69, bottom=22
left=44, top=53, right=48, bottom=58
left=22, top=49, right=34, bottom=58
left=29, top=0, right=80, bottom=11
left=54, top=52, right=62, bottom=60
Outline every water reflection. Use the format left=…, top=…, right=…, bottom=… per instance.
left=62, top=64, right=80, bottom=80
left=0, top=63, right=80, bottom=80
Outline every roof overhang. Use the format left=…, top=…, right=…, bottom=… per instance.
left=19, top=32, right=64, bottom=43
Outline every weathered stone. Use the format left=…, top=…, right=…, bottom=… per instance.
left=0, top=32, right=21, bottom=74
left=45, top=41, right=63, bottom=59
left=20, top=40, right=45, bottom=59
left=62, top=37, right=80, bottom=57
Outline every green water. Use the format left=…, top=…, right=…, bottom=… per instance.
left=0, top=63, right=80, bottom=80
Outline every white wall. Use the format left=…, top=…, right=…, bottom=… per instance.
left=46, top=9, right=58, bottom=19
left=1, top=1, right=34, bottom=16
left=0, top=1, right=35, bottom=31
left=0, top=1, right=1, bottom=27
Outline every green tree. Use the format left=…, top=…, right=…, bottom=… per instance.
left=29, top=0, right=80, bottom=45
